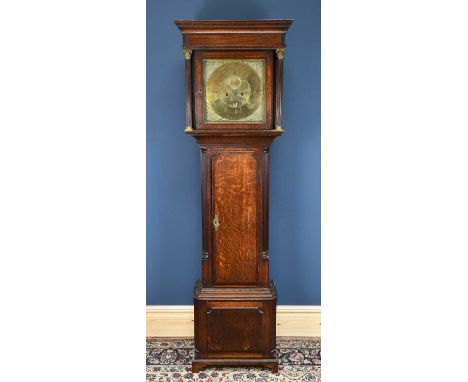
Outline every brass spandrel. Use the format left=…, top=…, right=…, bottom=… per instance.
left=204, top=59, right=265, bottom=123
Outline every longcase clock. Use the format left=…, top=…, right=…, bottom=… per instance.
left=175, top=19, right=293, bottom=373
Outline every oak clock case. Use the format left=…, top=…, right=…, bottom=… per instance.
left=175, top=19, right=292, bottom=373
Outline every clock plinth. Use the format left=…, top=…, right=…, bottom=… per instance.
left=193, top=280, right=278, bottom=373
left=176, top=19, right=293, bottom=374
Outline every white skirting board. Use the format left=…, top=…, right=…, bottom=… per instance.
left=146, top=305, right=321, bottom=337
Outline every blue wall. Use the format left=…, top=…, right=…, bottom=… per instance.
left=147, top=0, right=320, bottom=305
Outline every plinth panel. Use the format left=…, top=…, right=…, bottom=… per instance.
left=207, top=306, right=263, bottom=352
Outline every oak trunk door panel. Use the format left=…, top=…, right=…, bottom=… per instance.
left=211, top=149, right=261, bottom=286
left=206, top=307, right=264, bottom=353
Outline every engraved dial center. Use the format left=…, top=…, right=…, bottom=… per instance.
left=222, top=75, right=251, bottom=109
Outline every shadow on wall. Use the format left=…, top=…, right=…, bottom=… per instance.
left=196, top=0, right=267, bottom=19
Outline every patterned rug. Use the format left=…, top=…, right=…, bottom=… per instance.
left=146, top=337, right=321, bottom=381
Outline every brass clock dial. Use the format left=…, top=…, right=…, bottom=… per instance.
left=204, top=59, right=265, bottom=122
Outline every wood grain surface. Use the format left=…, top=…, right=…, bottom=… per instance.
left=212, top=150, right=258, bottom=285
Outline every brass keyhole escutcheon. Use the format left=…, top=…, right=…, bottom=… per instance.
left=213, top=214, right=220, bottom=232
